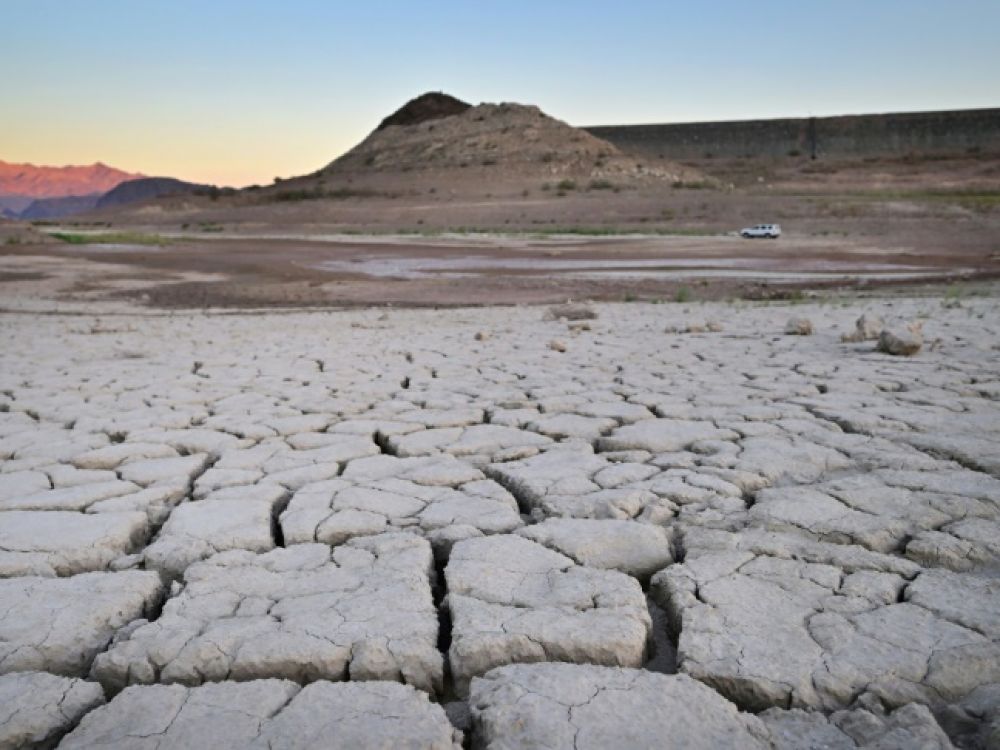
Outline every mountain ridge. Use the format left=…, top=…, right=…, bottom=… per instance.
left=0, top=159, right=144, bottom=199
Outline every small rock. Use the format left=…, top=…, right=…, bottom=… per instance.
left=474, top=331, right=490, bottom=341
left=706, top=321, right=724, bottom=332
left=548, top=339, right=567, bottom=352
left=878, top=323, right=923, bottom=356
left=841, top=313, right=884, bottom=342
left=109, top=553, right=144, bottom=571
left=785, top=317, right=814, bottom=335
left=567, top=321, right=591, bottom=333
left=544, top=303, right=597, bottom=321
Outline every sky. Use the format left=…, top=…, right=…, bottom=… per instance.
left=3, top=0, right=998, bottom=187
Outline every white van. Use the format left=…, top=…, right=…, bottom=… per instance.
left=741, top=224, right=781, bottom=239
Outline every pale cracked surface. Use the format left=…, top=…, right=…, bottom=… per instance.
left=445, top=535, right=651, bottom=695
left=59, top=679, right=462, bottom=749
left=92, top=535, right=443, bottom=695
left=469, top=663, right=772, bottom=749
left=652, top=528, right=1000, bottom=713
left=760, top=702, right=954, bottom=749
left=470, top=663, right=954, bottom=749
left=0, top=297, right=998, bottom=745
left=280, top=454, right=521, bottom=559
left=0, top=571, right=163, bottom=676
left=0, top=510, right=149, bottom=576
left=0, top=672, right=104, bottom=750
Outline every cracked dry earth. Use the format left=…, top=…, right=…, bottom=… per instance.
left=0, top=297, right=998, bottom=749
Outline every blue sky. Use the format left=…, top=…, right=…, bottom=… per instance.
left=3, top=0, right=998, bottom=185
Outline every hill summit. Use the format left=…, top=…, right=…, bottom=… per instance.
left=376, top=92, right=471, bottom=131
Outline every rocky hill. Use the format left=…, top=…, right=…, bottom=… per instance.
left=95, top=177, right=210, bottom=210
left=313, top=93, right=697, bottom=184
left=19, top=194, right=100, bottom=220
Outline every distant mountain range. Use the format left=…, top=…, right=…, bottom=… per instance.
left=0, top=159, right=212, bottom=220
left=0, top=160, right=142, bottom=199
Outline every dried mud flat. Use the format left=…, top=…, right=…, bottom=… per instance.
left=1, top=294, right=999, bottom=749
left=2, top=229, right=997, bottom=312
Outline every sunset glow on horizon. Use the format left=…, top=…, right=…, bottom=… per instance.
left=3, top=0, right=998, bottom=187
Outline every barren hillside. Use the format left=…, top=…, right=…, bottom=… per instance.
left=315, top=94, right=694, bottom=184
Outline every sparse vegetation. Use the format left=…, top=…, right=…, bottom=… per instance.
left=801, top=162, right=839, bottom=174
left=50, top=232, right=169, bottom=245
left=272, top=189, right=324, bottom=202
left=831, top=188, right=1000, bottom=213
left=588, top=179, right=614, bottom=191
left=520, top=226, right=719, bottom=237
left=671, top=180, right=714, bottom=190
left=674, top=286, right=693, bottom=303
left=556, top=179, right=577, bottom=192
left=942, top=284, right=964, bottom=308
left=545, top=303, right=597, bottom=321
left=191, top=186, right=234, bottom=201
left=271, top=187, right=379, bottom=202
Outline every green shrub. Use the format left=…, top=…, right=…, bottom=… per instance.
left=671, top=180, right=714, bottom=190
left=51, top=232, right=167, bottom=245
left=273, top=189, right=323, bottom=201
